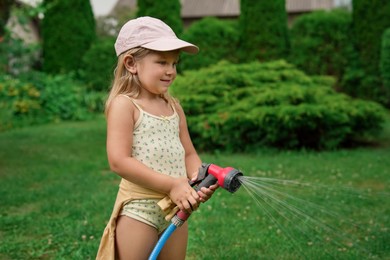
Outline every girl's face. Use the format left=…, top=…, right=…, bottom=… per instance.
left=133, top=50, right=179, bottom=97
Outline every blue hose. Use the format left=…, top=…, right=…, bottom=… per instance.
left=148, top=223, right=177, bottom=260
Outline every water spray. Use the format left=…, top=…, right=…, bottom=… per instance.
left=148, top=163, right=243, bottom=260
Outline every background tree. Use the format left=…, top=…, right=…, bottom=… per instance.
left=179, top=17, right=239, bottom=72
left=0, top=0, right=13, bottom=38
left=0, top=0, right=13, bottom=73
left=238, top=0, right=289, bottom=62
left=41, top=0, right=95, bottom=74
left=137, top=0, right=183, bottom=35
left=351, top=0, right=390, bottom=104
left=380, top=28, right=390, bottom=100
left=289, top=10, right=352, bottom=87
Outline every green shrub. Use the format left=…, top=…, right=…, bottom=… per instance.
left=352, top=0, right=390, bottom=76
left=0, top=74, right=42, bottom=130
left=0, top=72, right=105, bottom=131
left=80, top=37, right=116, bottom=91
left=289, top=10, right=352, bottom=81
left=380, top=28, right=390, bottom=102
left=350, top=0, right=390, bottom=105
left=171, top=60, right=386, bottom=151
left=137, top=0, right=183, bottom=35
left=238, top=0, right=289, bottom=62
left=41, top=0, right=95, bottom=74
left=179, top=17, right=239, bottom=72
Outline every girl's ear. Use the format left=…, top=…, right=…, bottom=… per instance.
left=124, top=55, right=137, bottom=74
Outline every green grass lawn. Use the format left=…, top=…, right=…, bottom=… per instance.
left=0, top=115, right=389, bottom=259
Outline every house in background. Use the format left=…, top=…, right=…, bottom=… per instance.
left=107, top=0, right=352, bottom=26
left=8, top=0, right=352, bottom=46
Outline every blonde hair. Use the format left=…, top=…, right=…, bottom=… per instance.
left=105, top=47, right=175, bottom=116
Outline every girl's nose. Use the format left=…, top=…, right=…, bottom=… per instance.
left=166, top=65, right=176, bottom=75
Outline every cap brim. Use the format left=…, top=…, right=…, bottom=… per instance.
left=141, top=38, right=199, bottom=54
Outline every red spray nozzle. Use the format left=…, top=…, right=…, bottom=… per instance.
left=172, top=163, right=244, bottom=226
left=206, top=164, right=243, bottom=193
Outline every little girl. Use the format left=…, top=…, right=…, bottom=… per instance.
left=96, top=16, right=218, bottom=260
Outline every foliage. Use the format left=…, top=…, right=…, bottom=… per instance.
left=171, top=60, right=386, bottom=151
left=0, top=0, right=13, bottom=36
left=79, top=37, right=117, bottom=91
left=41, top=0, right=96, bottom=74
left=179, top=17, right=239, bottom=72
left=380, top=28, right=390, bottom=98
left=238, top=0, right=289, bottom=62
left=289, top=10, right=352, bottom=83
left=352, top=0, right=390, bottom=76
left=0, top=30, right=40, bottom=75
left=0, top=72, right=105, bottom=131
left=0, top=3, right=42, bottom=75
left=137, top=0, right=183, bottom=35
left=350, top=0, right=390, bottom=105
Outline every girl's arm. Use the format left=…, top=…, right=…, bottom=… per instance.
left=175, top=102, right=218, bottom=202
left=175, top=102, right=202, bottom=179
left=106, top=96, right=199, bottom=212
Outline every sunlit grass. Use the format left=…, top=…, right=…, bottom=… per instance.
left=0, top=114, right=389, bottom=259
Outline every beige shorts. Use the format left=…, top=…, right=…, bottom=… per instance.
left=120, top=199, right=170, bottom=234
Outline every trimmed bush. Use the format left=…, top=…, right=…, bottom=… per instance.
left=171, top=60, right=386, bottom=151
left=80, top=37, right=116, bottom=91
left=179, top=17, right=239, bottom=72
left=380, top=28, right=390, bottom=100
left=350, top=0, right=390, bottom=105
left=137, top=0, right=183, bottom=35
left=238, top=0, right=289, bottom=62
left=0, top=0, right=12, bottom=37
left=289, top=10, right=352, bottom=82
left=41, top=0, right=95, bottom=74
left=352, top=0, right=390, bottom=76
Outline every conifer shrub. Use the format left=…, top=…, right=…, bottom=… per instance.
left=137, top=0, right=183, bottom=35
left=380, top=28, right=390, bottom=103
left=238, top=0, right=289, bottom=62
left=41, top=0, right=95, bottom=74
left=352, top=0, right=390, bottom=76
left=350, top=0, right=390, bottom=105
left=80, top=37, right=116, bottom=91
left=172, top=60, right=386, bottom=151
left=289, top=10, right=352, bottom=82
left=179, top=17, right=239, bottom=72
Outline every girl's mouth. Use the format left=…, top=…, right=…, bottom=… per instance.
left=160, top=79, right=172, bottom=85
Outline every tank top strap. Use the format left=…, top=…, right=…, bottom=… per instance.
left=169, top=102, right=177, bottom=115
left=119, top=94, right=143, bottom=111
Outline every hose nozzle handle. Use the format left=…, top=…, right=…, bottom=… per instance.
left=195, top=174, right=218, bottom=191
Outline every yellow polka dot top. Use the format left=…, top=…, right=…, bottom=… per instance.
left=130, top=98, right=187, bottom=178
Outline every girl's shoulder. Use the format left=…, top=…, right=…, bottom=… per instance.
left=172, top=99, right=183, bottom=113
left=108, top=95, right=140, bottom=123
left=117, top=94, right=142, bottom=109
left=171, top=99, right=186, bottom=122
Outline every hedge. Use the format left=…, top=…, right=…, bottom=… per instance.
left=41, top=0, right=95, bottom=74
left=179, top=17, right=239, bottom=72
left=380, top=28, right=390, bottom=98
left=289, top=10, right=352, bottom=81
left=171, top=60, right=386, bottom=151
left=238, top=0, right=289, bottom=62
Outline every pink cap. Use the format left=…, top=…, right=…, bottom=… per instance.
left=114, top=16, right=199, bottom=56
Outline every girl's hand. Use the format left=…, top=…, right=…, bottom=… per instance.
left=197, top=184, right=219, bottom=203
left=168, top=177, right=200, bottom=213
left=190, top=174, right=219, bottom=203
